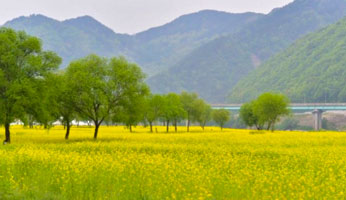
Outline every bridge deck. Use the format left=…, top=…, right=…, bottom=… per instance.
left=212, top=103, right=346, bottom=111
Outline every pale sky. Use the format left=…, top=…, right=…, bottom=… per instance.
left=0, top=0, right=293, bottom=34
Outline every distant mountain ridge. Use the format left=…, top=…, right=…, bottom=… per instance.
left=3, top=14, right=130, bottom=67
left=229, top=16, right=346, bottom=103
left=3, top=10, right=263, bottom=75
left=148, top=0, right=346, bottom=103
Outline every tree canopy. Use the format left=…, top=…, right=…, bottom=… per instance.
left=66, top=54, right=149, bottom=139
left=240, top=93, right=290, bottom=131
left=0, top=28, right=61, bottom=143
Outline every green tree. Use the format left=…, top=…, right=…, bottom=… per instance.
left=0, top=28, right=61, bottom=143
left=239, top=102, right=264, bottom=130
left=180, top=92, right=199, bottom=132
left=161, top=93, right=186, bottom=133
left=253, top=93, right=290, bottom=131
left=114, top=94, right=148, bottom=133
left=212, top=109, right=231, bottom=130
left=48, top=72, right=77, bottom=139
left=67, top=54, right=148, bottom=139
left=194, top=99, right=212, bottom=130
left=144, top=94, right=165, bottom=132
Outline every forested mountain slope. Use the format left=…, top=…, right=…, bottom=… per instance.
left=3, top=11, right=262, bottom=75
left=148, top=0, right=346, bottom=103
left=229, top=17, right=346, bottom=103
left=130, top=10, right=263, bottom=74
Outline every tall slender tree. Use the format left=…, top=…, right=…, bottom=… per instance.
left=0, top=28, right=61, bottom=143
left=161, top=93, right=186, bottom=133
left=212, top=109, right=231, bottom=131
left=180, top=91, right=199, bottom=132
left=144, top=94, right=165, bottom=132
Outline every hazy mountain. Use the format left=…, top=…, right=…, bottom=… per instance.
left=229, top=16, right=346, bottom=103
left=2, top=10, right=262, bottom=75
left=4, top=14, right=130, bottom=66
left=148, top=0, right=346, bottom=103
left=130, top=10, right=263, bottom=74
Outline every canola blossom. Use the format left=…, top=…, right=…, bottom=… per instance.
left=1, top=126, right=346, bottom=199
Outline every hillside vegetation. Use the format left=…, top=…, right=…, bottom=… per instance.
left=3, top=11, right=262, bottom=75
left=148, top=0, right=346, bottom=103
left=229, top=17, right=346, bottom=103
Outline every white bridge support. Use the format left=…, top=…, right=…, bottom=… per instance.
left=312, top=109, right=323, bottom=131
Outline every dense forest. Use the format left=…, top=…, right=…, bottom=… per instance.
left=229, top=16, right=346, bottom=103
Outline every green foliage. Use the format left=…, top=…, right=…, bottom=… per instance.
left=0, top=27, right=61, bottom=143
left=239, top=102, right=263, bottom=130
left=230, top=17, right=346, bottom=103
left=240, top=93, right=290, bottom=131
left=180, top=92, right=198, bottom=131
left=143, top=94, right=165, bottom=132
left=193, top=100, right=212, bottom=130
left=66, top=54, right=149, bottom=138
left=212, top=109, right=231, bottom=130
left=161, top=93, right=187, bottom=132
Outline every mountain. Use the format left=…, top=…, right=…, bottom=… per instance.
left=3, top=14, right=130, bottom=67
left=148, top=0, right=346, bottom=103
left=2, top=11, right=263, bottom=75
left=229, top=16, right=346, bottom=103
left=130, top=10, right=263, bottom=75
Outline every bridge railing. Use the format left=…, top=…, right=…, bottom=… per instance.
left=212, top=103, right=346, bottom=107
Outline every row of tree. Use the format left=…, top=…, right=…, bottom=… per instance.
left=0, top=28, right=231, bottom=143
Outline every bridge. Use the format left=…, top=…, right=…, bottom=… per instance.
left=212, top=103, right=346, bottom=131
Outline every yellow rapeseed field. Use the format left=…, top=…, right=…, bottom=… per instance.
left=1, top=125, right=346, bottom=199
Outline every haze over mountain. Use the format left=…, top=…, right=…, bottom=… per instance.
left=229, top=16, right=346, bottom=103
left=3, top=10, right=262, bottom=75
left=148, top=0, right=346, bottom=103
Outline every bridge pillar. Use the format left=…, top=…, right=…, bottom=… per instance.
left=312, top=109, right=323, bottom=131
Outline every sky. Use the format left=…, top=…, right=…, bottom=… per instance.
left=0, top=0, right=294, bottom=34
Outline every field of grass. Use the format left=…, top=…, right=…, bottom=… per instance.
left=1, top=126, right=346, bottom=199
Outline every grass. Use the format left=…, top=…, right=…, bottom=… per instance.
left=1, top=126, right=346, bottom=199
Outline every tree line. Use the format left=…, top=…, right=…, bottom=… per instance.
left=0, top=28, right=231, bottom=143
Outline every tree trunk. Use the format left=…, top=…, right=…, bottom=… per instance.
left=149, top=122, right=153, bottom=133
left=129, top=125, right=132, bottom=133
left=187, top=119, right=190, bottom=132
left=166, top=120, right=169, bottom=133
left=267, top=122, right=272, bottom=131
left=94, top=123, right=100, bottom=139
left=65, top=123, right=71, bottom=140
left=271, top=122, right=275, bottom=132
left=174, top=121, right=178, bottom=132
left=4, top=123, right=10, bottom=144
